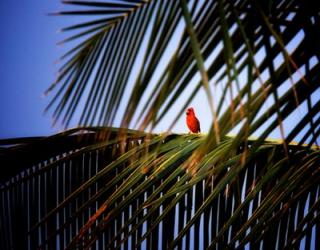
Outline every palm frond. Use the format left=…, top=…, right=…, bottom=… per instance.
left=1, top=128, right=319, bottom=249
left=47, top=0, right=320, bottom=151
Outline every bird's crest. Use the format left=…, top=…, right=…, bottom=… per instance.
left=186, top=107, right=194, bottom=115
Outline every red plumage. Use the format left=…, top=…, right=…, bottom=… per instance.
left=186, top=107, right=201, bottom=133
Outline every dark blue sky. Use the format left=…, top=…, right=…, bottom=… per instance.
left=0, top=1, right=69, bottom=138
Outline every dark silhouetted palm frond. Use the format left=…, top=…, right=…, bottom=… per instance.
left=1, top=128, right=320, bottom=249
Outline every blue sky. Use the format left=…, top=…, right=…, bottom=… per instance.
left=0, top=1, right=69, bottom=138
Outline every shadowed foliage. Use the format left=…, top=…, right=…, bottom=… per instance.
left=1, top=0, right=320, bottom=249
left=1, top=128, right=320, bottom=249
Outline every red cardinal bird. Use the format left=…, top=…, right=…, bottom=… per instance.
left=186, top=107, right=201, bottom=133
